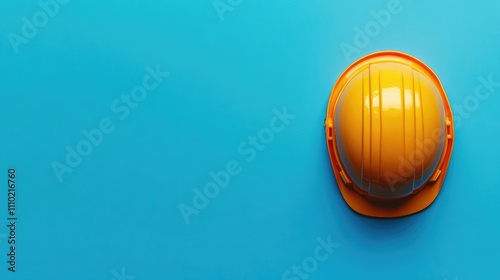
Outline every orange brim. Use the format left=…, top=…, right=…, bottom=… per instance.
left=334, top=165, right=447, bottom=218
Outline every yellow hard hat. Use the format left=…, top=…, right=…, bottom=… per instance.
left=325, top=51, right=454, bottom=218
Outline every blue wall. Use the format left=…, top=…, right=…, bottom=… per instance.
left=1, top=0, right=499, bottom=279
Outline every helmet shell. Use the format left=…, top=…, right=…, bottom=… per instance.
left=325, top=51, right=454, bottom=218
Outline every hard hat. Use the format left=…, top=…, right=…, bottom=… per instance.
left=325, top=51, right=454, bottom=218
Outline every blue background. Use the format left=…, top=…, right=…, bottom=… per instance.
left=1, top=0, right=499, bottom=279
